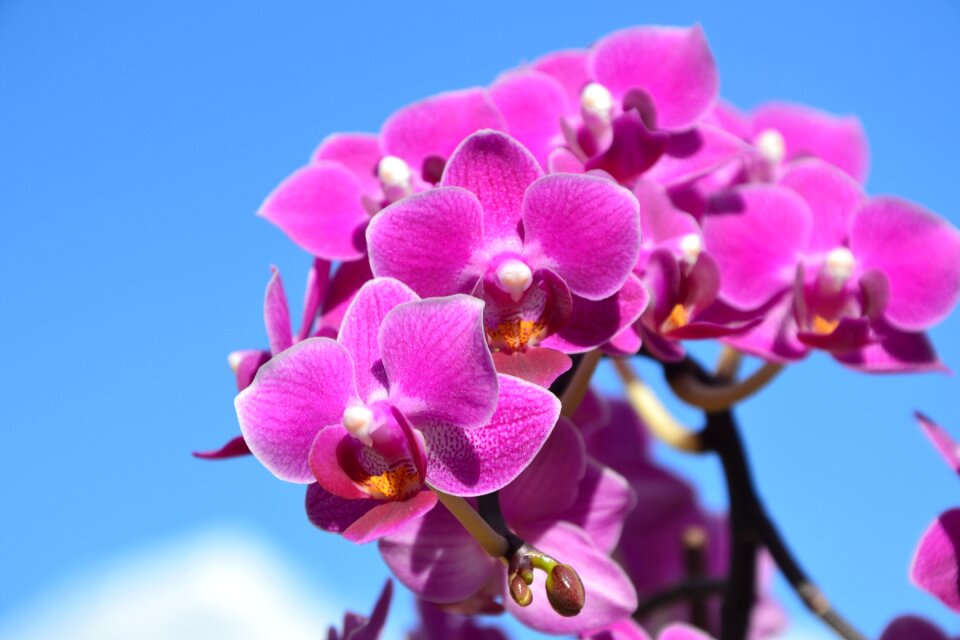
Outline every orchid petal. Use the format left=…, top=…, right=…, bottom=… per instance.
left=236, top=338, right=359, bottom=483
left=711, top=294, right=808, bottom=363
left=646, top=125, right=748, bottom=187
left=349, top=580, right=393, bottom=640
left=779, top=159, right=864, bottom=253
left=531, top=49, right=591, bottom=114
left=380, top=296, right=498, bottom=430
left=635, top=179, right=701, bottom=250
left=367, top=187, right=485, bottom=297
left=523, top=174, right=640, bottom=300
left=833, top=322, right=946, bottom=373
left=879, top=616, right=950, bottom=640
left=542, top=274, right=648, bottom=353
left=916, top=413, right=960, bottom=476
left=305, top=483, right=379, bottom=534
left=229, top=349, right=271, bottom=391
left=343, top=490, right=438, bottom=544
left=299, top=259, right=331, bottom=342
left=193, top=435, right=251, bottom=460
left=557, top=461, right=636, bottom=554
left=490, top=72, right=568, bottom=170
left=591, top=25, right=718, bottom=129
left=423, top=373, right=560, bottom=496
left=911, top=509, right=960, bottom=612
left=308, top=425, right=370, bottom=500
left=661, top=624, right=717, bottom=640
left=312, top=133, right=383, bottom=196
left=258, top=162, right=369, bottom=261
left=491, top=348, right=573, bottom=388
left=264, top=267, right=293, bottom=355
left=320, top=259, right=373, bottom=334
left=441, top=131, right=543, bottom=243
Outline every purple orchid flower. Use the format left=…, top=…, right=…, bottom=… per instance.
left=910, top=414, right=960, bottom=613
left=367, top=129, right=647, bottom=387
left=259, top=88, right=504, bottom=260
left=880, top=615, right=960, bottom=640
left=195, top=258, right=372, bottom=460
left=236, top=277, right=559, bottom=544
left=607, top=179, right=759, bottom=360
left=379, top=418, right=638, bottom=635
left=489, top=25, right=746, bottom=187
left=706, top=99, right=870, bottom=184
left=408, top=599, right=510, bottom=640
left=328, top=579, right=392, bottom=640
left=583, top=620, right=720, bottom=640
left=702, top=159, right=960, bottom=372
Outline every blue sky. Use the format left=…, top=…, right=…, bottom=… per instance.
left=2, top=1, right=959, bottom=637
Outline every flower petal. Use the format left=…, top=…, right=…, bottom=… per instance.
left=236, top=338, right=359, bottom=483
left=339, top=278, right=419, bottom=403
left=308, top=425, right=375, bottom=500
left=703, top=185, right=812, bottom=310
left=381, top=88, right=505, bottom=171
left=645, top=125, right=748, bottom=187
left=343, top=490, right=439, bottom=544
left=367, top=187, right=485, bottom=298
left=380, top=296, right=498, bottom=430
left=264, top=267, right=293, bottom=355
left=193, top=435, right=252, bottom=460
left=258, top=162, right=369, bottom=260
left=751, top=102, right=869, bottom=182
left=833, top=322, right=946, bottom=373
left=531, top=49, right=591, bottom=114
left=491, top=348, right=572, bottom=388
left=523, top=174, right=640, bottom=300
left=441, top=131, right=543, bottom=243
left=916, top=412, right=960, bottom=476
left=556, top=461, right=636, bottom=554
left=298, top=259, right=331, bottom=342
left=349, top=580, right=394, bottom=640
left=635, top=179, right=701, bottom=251
left=320, top=259, right=373, bottom=334
left=879, top=616, right=950, bottom=640
left=591, top=25, right=719, bottom=129
left=500, top=418, right=586, bottom=525
left=423, top=373, right=560, bottom=496
left=379, top=502, right=498, bottom=602
left=583, top=111, right=671, bottom=183
left=911, top=509, right=960, bottom=612
left=709, top=295, right=808, bottom=363
left=305, top=483, right=380, bottom=534
left=312, top=133, right=383, bottom=195
left=506, top=522, right=637, bottom=635
left=489, top=72, right=568, bottom=170
left=228, top=349, right=271, bottom=391
left=582, top=618, right=652, bottom=640
left=779, top=159, right=864, bottom=253
left=850, top=197, right=960, bottom=331
left=660, top=624, right=717, bottom=640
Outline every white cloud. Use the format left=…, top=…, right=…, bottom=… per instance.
left=0, top=527, right=348, bottom=640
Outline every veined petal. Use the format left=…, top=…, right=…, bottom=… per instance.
left=423, top=373, right=560, bottom=496
left=343, top=490, right=439, bottom=544
left=379, top=503, right=498, bottom=602
left=591, top=25, right=718, bottom=129
left=367, top=187, right=485, bottom=297
left=299, top=259, right=331, bottom=342
left=264, top=267, right=293, bottom=355
left=523, top=174, right=640, bottom=300
left=490, top=72, right=568, bottom=170
left=311, top=133, right=383, bottom=195
left=916, top=413, right=960, bottom=476
left=557, top=462, right=636, bottom=554
left=305, top=483, right=379, bottom=534
left=491, top=348, right=572, bottom=388
left=779, top=159, right=864, bottom=253
left=380, top=296, right=498, bottom=430
left=320, top=259, right=373, bottom=334
left=381, top=88, right=505, bottom=172
left=339, top=278, right=419, bottom=404
left=258, top=162, right=369, bottom=261
left=541, top=274, right=648, bottom=353
left=850, top=198, right=960, bottom=331
left=236, top=338, right=359, bottom=483
left=531, top=49, right=591, bottom=114
left=911, top=509, right=960, bottom=612
left=703, top=185, right=812, bottom=310
left=441, top=131, right=543, bottom=243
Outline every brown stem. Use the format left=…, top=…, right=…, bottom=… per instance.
left=668, top=361, right=784, bottom=412
left=560, top=349, right=602, bottom=418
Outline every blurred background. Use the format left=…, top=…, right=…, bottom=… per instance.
left=2, top=1, right=959, bottom=637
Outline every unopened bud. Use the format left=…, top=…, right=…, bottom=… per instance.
left=545, top=564, right=585, bottom=617
left=509, top=574, right=532, bottom=607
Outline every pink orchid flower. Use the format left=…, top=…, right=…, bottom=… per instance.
left=328, top=579, right=392, bottom=640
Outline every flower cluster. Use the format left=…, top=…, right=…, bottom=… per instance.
left=200, top=22, right=960, bottom=640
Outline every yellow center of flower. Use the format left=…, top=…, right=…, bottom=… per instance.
left=812, top=315, right=840, bottom=335
left=355, top=462, right=421, bottom=501
left=487, top=318, right=548, bottom=352
left=662, top=304, right=689, bottom=332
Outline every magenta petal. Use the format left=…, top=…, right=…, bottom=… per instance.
left=193, top=435, right=252, bottom=460
left=703, top=185, right=812, bottom=310
left=501, top=418, right=586, bottom=525
left=312, top=133, right=383, bottom=195
left=582, top=619, right=653, bottom=640
left=381, top=88, right=505, bottom=171
left=235, top=338, right=359, bottom=483
left=635, top=179, right=701, bottom=249
left=706, top=100, right=751, bottom=140
left=751, top=102, right=869, bottom=182
left=779, top=159, right=864, bottom=253
left=367, top=187, right=485, bottom=298
left=380, top=296, right=498, bottom=430
left=309, top=425, right=369, bottom=500
left=491, top=348, right=572, bottom=388
left=343, top=490, right=438, bottom=544
left=229, top=349, right=271, bottom=390
left=320, top=259, right=374, bottom=334
left=523, top=174, right=640, bottom=300
left=850, top=198, right=960, bottom=331
left=532, top=49, right=591, bottom=114
left=660, top=624, right=717, bottom=640
left=299, top=259, right=331, bottom=342
left=556, top=461, right=636, bottom=554
left=711, top=294, right=808, bottom=363
left=506, top=522, right=637, bottom=635
left=646, top=125, right=748, bottom=187
left=339, top=278, right=419, bottom=403
left=542, top=274, right=649, bottom=353
left=591, top=25, right=719, bottom=129
left=258, top=162, right=369, bottom=260
left=441, top=131, right=543, bottom=242
left=911, top=509, right=960, bottom=612
left=880, top=616, right=950, bottom=640
left=349, top=580, right=394, bottom=640
left=916, top=413, right=960, bottom=476
left=305, top=483, right=379, bottom=534
left=423, top=373, right=560, bottom=496
left=490, top=72, right=568, bottom=169
left=548, top=147, right=586, bottom=174
left=379, top=502, right=498, bottom=602
left=833, top=323, right=946, bottom=373
left=264, top=267, right=293, bottom=355
left=583, top=110, right=670, bottom=183
left=797, top=317, right=872, bottom=352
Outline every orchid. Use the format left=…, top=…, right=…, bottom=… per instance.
left=368, top=129, right=646, bottom=385
left=328, top=579, right=392, bottom=640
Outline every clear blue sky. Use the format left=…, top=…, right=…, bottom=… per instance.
left=2, top=1, right=959, bottom=637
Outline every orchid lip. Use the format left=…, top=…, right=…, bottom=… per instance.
left=754, top=128, right=786, bottom=164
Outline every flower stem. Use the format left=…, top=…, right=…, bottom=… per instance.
left=559, top=349, right=602, bottom=418
left=613, top=357, right=703, bottom=453
left=430, top=486, right=509, bottom=558
left=668, top=360, right=783, bottom=412
left=715, top=346, right=742, bottom=381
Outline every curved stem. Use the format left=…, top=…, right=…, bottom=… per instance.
left=430, top=486, right=509, bottom=558
left=715, top=346, right=742, bottom=382
left=668, top=361, right=784, bottom=412
left=613, top=357, right=704, bottom=453
left=634, top=578, right=726, bottom=619
left=560, top=350, right=602, bottom=418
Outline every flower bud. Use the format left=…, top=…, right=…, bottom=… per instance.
left=509, top=573, right=533, bottom=607
left=545, top=563, right=585, bottom=617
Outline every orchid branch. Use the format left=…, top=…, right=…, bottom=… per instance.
left=714, top=346, right=743, bottom=382
left=667, top=360, right=784, bottom=412
left=430, top=487, right=510, bottom=558
left=560, top=349, right=602, bottom=418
